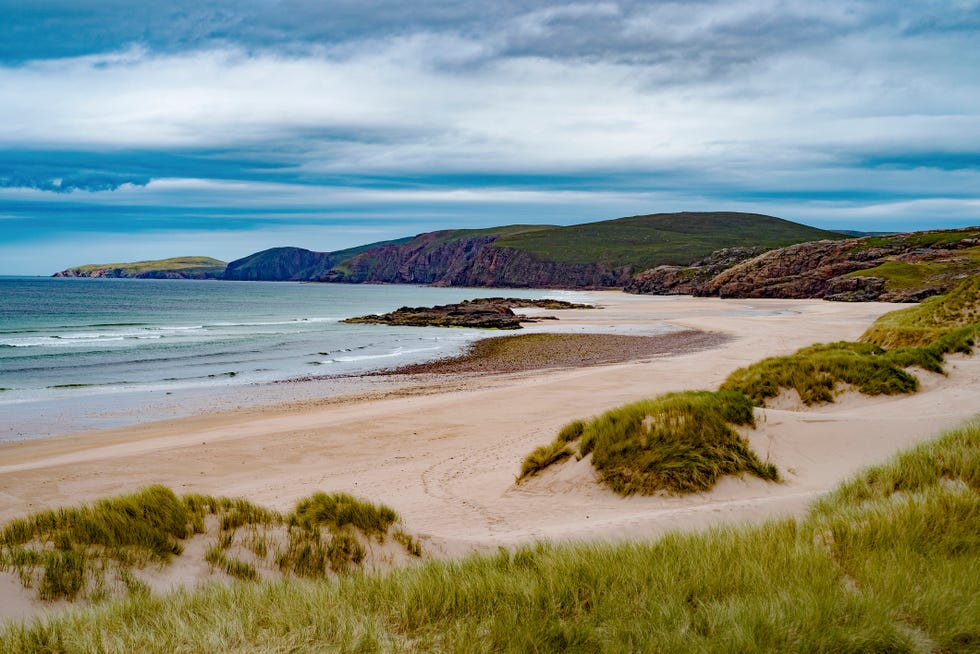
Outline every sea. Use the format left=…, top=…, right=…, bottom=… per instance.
left=0, top=277, right=595, bottom=441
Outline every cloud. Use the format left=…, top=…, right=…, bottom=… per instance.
left=0, top=172, right=149, bottom=193
left=0, top=1, right=977, bottom=274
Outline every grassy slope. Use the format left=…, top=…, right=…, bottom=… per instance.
left=494, top=211, right=844, bottom=268
left=720, top=276, right=980, bottom=405
left=64, top=257, right=227, bottom=276
left=844, top=245, right=980, bottom=291
left=861, top=272, right=980, bottom=348
left=719, top=333, right=977, bottom=406
left=418, top=224, right=555, bottom=251
left=2, top=421, right=977, bottom=652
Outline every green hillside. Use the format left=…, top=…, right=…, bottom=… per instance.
left=57, top=257, right=227, bottom=278
left=416, top=224, right=556, bottom=251
left=495, top=211, right=845, bottom=269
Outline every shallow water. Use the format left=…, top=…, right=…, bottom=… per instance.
left=0, top=277, right=592, bottom=440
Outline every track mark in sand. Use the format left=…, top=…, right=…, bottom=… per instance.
left=420, top=429, right=535, bottom=530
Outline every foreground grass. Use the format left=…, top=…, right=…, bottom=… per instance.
left=0, top=490, right=418, bottom=603
left=519, top=391, right=778, bottom=494
left=861, top=272, right=980, bottom=348
left=3, top=419, right=977, bottom=652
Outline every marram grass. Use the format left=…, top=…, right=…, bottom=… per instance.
left=0, top=489, right=417, bottom=603
left=721, top=328, right=977, bottom=407
left=2, top=419, right=978, bottom=653
left=861, top=272, right=980, bottom=348
left=0, top=486, right=191, bottom=601
left=518, top=390, right=778, bottom=494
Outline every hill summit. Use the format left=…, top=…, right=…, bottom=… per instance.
left=222, top=212, right=843, bottom=287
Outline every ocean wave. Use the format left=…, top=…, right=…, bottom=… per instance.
left=329, top=345, right=442, bottom=363
left=0, top=316, right=343, bottom=350
left=0, top=336, right=128, bottom=347
left=207, top=317, right=340, bottom=328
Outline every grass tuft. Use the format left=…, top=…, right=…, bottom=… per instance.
left=292, top=492, right=399, bottom=540
left=0, top=486, right=191, bottom=601
left=721, top=341, right=920, bottom=406
left=517, top=441, right=574, bottom=481
left=519, top=391, right=777, bottom=494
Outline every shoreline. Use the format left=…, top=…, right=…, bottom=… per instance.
left=0, top=282, right=597, bottom=442
left=2, top=293, right=979, bottom=621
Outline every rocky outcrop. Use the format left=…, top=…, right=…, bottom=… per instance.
left=642, top=228, right=980, bottom=302
left=625, top=247, right=768, bottom=295
left=626, top=227, right=980, bottom=302
left=341, top=298, right=591, bottom=329
left=700, top=239, right=877, bottom=298
left=458, top=245, right=633, bottom=288
left=343, top=302, right=527, bottom=329
left=321, top=234, right=499, bottom=285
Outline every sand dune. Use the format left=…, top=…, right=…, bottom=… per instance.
left=2, top=293, right=978, bottom=620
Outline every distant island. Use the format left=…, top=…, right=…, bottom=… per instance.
left=51, top=211, right=980, bottom=302
left=53, top=256, right=226, bottom=279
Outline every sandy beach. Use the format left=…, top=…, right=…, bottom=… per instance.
left=2, top=292, right=979, bottom=619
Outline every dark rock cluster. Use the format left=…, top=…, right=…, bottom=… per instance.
left=341, top=298, right=593, bottom=330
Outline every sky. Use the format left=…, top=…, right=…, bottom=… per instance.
left=1, top=1, right=978, bottom=275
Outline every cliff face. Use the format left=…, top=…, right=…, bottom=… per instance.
left=626, top=228, right=980, bottom=302
left=320, top=233, right=494, bottom=284
left=320, top=233, right=634, bottom=288
left=222, top=247, right=332, bottom=281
